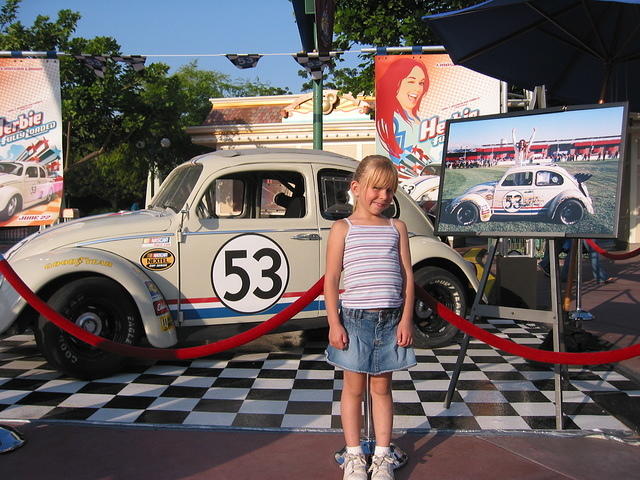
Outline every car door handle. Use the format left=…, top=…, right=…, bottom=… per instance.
left=291, top=233, right=321, bottom=241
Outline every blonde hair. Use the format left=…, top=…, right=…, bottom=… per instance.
left=352, top=155, right=399, bottom=211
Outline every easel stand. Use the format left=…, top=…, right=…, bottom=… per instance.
left=444, top=238, right=568, bottom=429
left=334, top=374, right=408, bottom=469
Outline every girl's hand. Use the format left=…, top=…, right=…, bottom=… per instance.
left=396, top=320, right=413, bottom=347
left=329, top=324, right=349, bottom=350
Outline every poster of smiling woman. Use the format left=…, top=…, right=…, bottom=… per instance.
left=0, top=58, right=63, bottom=227
left=375, top=54, right=501, bottom=179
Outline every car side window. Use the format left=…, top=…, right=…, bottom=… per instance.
left=259, top=172, right=306, bottom=219
left=536, top=171, right=564, bottom=186
left=319, top=169, right=353, bottom=220
left=26, top=167, right=38, bottom=178
left=501, top=172, right=532, bottom=187
left=197, top=170, right=305, bottom=219
left=318, top=168, right=399, bottom=220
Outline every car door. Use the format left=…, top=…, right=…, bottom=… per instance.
left=177, top=164, right=321, bottom=328
left=492, top=170, right=535, bottom=216
left=23, top=165, right=41, bottom=207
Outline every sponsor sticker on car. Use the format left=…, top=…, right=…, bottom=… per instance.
left=140, top=249, right=175, bottom=271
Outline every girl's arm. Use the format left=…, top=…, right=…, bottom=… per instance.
left=395, top=219, right=414, bottom=347
left=325, top=220, right=349, bottom=349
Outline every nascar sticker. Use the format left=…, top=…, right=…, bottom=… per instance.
left=140, top=249, right=175, bottom=271
left=142, top=236, right=171, bottom=248
left=211, top=233, right=289, bottom=314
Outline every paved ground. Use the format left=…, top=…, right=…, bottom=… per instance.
left=2, top=241, right=640, bottom=478
left=3, top=423, right=639, bottom=479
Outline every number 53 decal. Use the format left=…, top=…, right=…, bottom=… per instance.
left=211, top=234, right=290, bottom=313
left=503, top=190, right=524, bottom=213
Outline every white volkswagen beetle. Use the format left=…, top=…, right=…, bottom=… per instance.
left=447, top=164, right=594, bottom=226
left=0, top=149, right=478, bottom=378
left=0, top=161, right=56, bottom=220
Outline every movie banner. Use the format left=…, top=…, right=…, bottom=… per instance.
left=0, top=58, right=63, bottom=227
left=375, top=54, right=501, bottom=179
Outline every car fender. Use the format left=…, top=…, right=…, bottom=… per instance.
left=409, top=235, right=479, bottom=291
left=549, top=191, right=594, bottom=219
left=0, top=248, right=177, bottom=348
left=0, top=185, right=21, bottom=209
left=448, top=193, right=492, bottom=222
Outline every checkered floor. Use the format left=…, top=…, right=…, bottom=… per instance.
left=1, top=320, right=638, bottom=432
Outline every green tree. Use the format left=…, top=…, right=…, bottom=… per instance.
left=319, top=0, right=477, bottom=95
left=1, top=1, right=289, bottom=213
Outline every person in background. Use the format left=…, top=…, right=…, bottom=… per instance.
left=512, top=127, right=536, bottom=166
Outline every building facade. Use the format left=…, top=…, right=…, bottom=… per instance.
left=185, top=91, right=376, bottom=160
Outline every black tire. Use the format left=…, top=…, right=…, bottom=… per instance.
left=0, top=194, right=21, bottom=221
left=556, top=199, right=584, bottom=225
left=413, top=266, right=467, bottom=348
left=455, top=202, right=479, bottom=226
left=34, top=277, right=142, bottom=379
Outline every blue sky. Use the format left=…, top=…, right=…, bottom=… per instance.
left=446, top=105, right=627, bottom=150
left=16, top=0, right=362, bottom=93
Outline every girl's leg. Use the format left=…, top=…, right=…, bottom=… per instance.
left=341, top=370, right=367, bottom=447
left=369, top=372, right=393, bottom=447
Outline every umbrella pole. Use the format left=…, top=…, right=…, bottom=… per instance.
left=599, top=64, right=613, bottom=104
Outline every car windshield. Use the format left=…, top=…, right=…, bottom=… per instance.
left=149, top=163, right=203, bottom=213
left=0, top=163, right=21, bottom=175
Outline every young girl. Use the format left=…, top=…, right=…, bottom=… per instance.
left=325, top=155, right=417, bottom=480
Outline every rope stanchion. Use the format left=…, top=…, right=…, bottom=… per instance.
left=585, top=239, right=640, bottom=260
left=0, top=256, right=323, bottom=360
left=415, top=284, right=640, bottom=365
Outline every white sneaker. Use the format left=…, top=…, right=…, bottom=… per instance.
left=341, top=453, right=368, bottom=480
left=369, top=454, right=395, bottom=480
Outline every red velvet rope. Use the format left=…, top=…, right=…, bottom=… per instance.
left=414, top=285, right=640, bottom=365
left=1, top=256, right=639, bottom=364
left=0, top=257, right=323, bottom=360
left=585, top=239, right=640, bottom=260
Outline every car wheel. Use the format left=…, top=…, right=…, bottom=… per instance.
left=556, top=199, right=584, bottom=225
left=0, top=194, right=22, bottom=221
left=413, top=266, right=467, bottom=349
left=34, top=277, right=142, bottom=379
left=455, top=202, right=479, bottom=226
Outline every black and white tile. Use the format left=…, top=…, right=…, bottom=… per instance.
left=1, top=319, right=638, bottom=432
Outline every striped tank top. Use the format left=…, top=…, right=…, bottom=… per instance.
left=341, top=218, right=404, bottom=309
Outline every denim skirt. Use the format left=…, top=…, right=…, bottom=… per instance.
left=326, top=307, right=417, bottom=375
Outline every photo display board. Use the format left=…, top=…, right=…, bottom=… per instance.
left=434, top=103, right=628, bottom=238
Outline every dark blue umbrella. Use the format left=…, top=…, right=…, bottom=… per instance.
left=424, top=0, right=640, bottom=110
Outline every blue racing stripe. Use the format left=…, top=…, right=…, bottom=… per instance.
left=181, top=300, right=323, bottom=320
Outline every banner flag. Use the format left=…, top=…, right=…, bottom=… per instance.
left=112, top=55, right=146, bottom=71
left=293, top=52, right=332, bottom=80
left=73, top=54, right=107, bottom=78
left=0, top=58, right=64, bottom=227
left=375, top=54, right=501, bottom=178
left=225, top=54, right=262, bottom=70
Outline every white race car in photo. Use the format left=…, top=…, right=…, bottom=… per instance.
left=447, top=164, right=594, bottom=226
left=401, top=174, right=440, bottom=211
left=0, top=161, right=56, bottom=220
